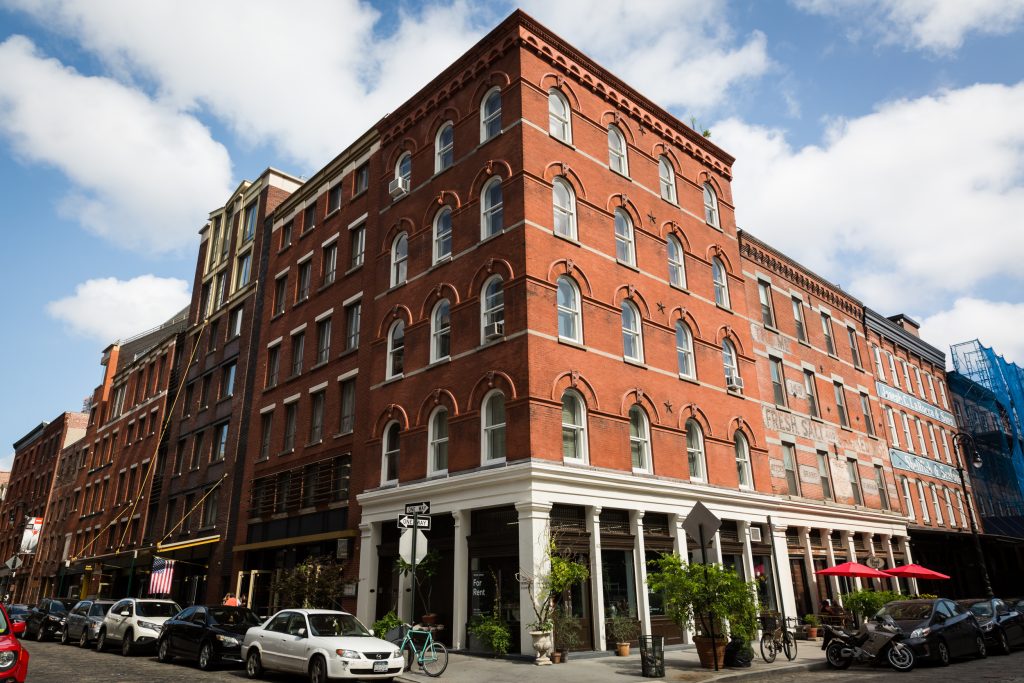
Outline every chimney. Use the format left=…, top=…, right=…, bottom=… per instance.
left=887, top=314, right=920, bottom=338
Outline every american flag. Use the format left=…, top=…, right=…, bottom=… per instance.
left=149, top=557, right=175, bottom=595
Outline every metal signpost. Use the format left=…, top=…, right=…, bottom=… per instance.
left=398, top=502, right=431, bottom=622
left=682, top=502, right=723, bottom=671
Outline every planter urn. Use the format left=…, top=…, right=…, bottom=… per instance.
left=530, top=631, right=553, bottom=665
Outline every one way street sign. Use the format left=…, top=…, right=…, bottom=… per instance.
left=405, top=501, right=430, bottom=515
left=397, top=514, right=431, bottom=530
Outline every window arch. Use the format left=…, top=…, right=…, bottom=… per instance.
left=433, top=206, right=453, bottom=263
left=722, top=339, right=739, bottom=386
left=482, top=390, right=506, bottom=463
left=430, top=299, right=451, bottom=362
left=428, top=407, right=449, bottom=475
left=390, top=233, right=408, bottom=287
left=382, top=422, right=400, bottom=484
left=481, top=275, right=504, bottom=341
left=561, top=390, right=587, bottom=462
left=712, top=257, right=730, bottom=308
left=614, top=208, right=636, bottom=266
left=552, top=177, right=577, bottom=240
left=685, top=419, right=705, bottom=481
left=395, top=151, right=412, bottom=186
left=703, top=183, right=720, bottom=228
left=675, top=321, right=695, bottom=378
left=734, top=431, right=752, bottom=489
left=621, top=300, right=643, bottom=362
left=608, top=125, right=628, bottom=175
left=435, top=122, right=454, bottom=172
left=659, top=156, right=677, bottom=203
left=481, top=177, right=503, bottom=239
left=667, top=235, right=686, bottom=288
left=480, top=87, right=502, bottom=142
left=548, top=89, right=572, bottom=142
left=386, top=320, right=405, bottom=379
left=629, top=405, right=650, bottom=472
left=556, top=276, right=582, bottom=342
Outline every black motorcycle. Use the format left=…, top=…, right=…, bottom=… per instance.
left=822, top=616, right=915, bottom=672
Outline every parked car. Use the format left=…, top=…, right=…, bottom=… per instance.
left=956, top=598, right=1024, bottom=654
left=4, top=605, right=29, bottom=636
left=877, top=598, right=986, bottom=666
left=1007, top=597, right=1024, bottom=615
left=96, top=598, right=181, bottom=656
left=0, top=604, right=29, bottom=682
left=23, top=598, right=76, bottom=642
left=61, top=599, right=115, bottom=647
left=241, top=609, right=403, bottom=682
left=157, top=605, right=261, bottom=670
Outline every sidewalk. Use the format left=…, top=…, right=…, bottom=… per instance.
left=397, top=640, right=828, bottom=683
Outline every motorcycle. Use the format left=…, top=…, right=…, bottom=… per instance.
left=822, top=616, right=915, bottom=672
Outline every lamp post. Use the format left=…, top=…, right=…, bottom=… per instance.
left=951, top=432, right=994, bottom=598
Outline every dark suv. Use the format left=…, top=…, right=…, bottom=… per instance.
left=24, top=598, right=76, bottom=642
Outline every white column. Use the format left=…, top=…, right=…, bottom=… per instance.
left=770, top=522, right=797, bottom=619
left=631, top=510, right=651, bottom=636
left=822, top=529, right=842, bottom=606
left=356, top=522, right=381, bottom=625
left=516, top=501, right=552, bottom=656
left=739, top=521, right=756, bottom=587
left=897, top=536, right=919, bottom=594
left=798, top=527, right=819, bottom=614
left=862, top=532, right=880, bottom=590
left=668, top=513, right=691, bottom=644
left=842, top=531, right=862, bottom=591
left=710, top=528, right=724, bottom=565
left=882, top=534, right=900, bottom=593
left=452, top=510, right=470, bottom=650
left=586, top=506, right=606, bottom=650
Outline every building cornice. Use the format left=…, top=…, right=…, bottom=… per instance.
left=865, top=308, right=945, bottom=367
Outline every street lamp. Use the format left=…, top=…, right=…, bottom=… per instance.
left=951, top=432, right=993, bottom=599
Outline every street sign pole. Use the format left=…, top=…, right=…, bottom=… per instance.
left=410, top=508, right=418, bottom=623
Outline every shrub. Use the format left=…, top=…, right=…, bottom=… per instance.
left=842, top=589, right=902, bottom=622
left=469, top=613, right=511, bottom=655
left=372, top=611, right=402, bottom=640
left=606, top=613, right=640, bottom=644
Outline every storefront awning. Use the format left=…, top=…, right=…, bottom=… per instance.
left=157, top=534, right=221, bottom=553
left=233, top=529, right=356, bottom=553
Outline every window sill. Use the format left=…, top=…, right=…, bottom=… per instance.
left=428, top=357, right=451, bottom=368
left=277, top=244, right=292, bottom=255
left=293, top=297, right=309, bottom=309
left=716, top=303, right=733, bottom=314
left=797, top=339, right=811, bottom=348
left=550, top=135, right=575, bottom=149
left=430, top=255, right=452, bottom=269
left=325, top=207, right=341, bottom=220
left=774, top=404, right=791, bottom=412
left=616, top=259, right=639, bottom=272
left=763, top=324, right=779, bottom=334
left=278, top=449, right=295, bottom=457
left=623, top=357, right=647, bottom=369
left=810, top=415, right=823, bottom=423
left=271, top=310, right=286, bottom=321
left=352, top=189, right=368, bottom=201
left=553, top=232, right=581, bottom=246
left=318, top=279, right=336, bottom=293
left=557, top=337, right=586, bottom=351
left=306, top=440, right=323, bottom=447
left=426, top=470, right=449, bottom=479
left=333, top=431, right=354, bottom=440
left=339, top=347, right=358, bottom=359
left=678, top=374, right=699, bottom=385
left=312, top=360, right=329, bottom=370
left=345, top=263, right=363, bottom=276
left=481, top=458, right=506, bottom=468
left=631, top=468, right=651, bottom=476
left=383, top=374, right=404, bottom=384
left=611, top=168, right=632, bottom=182
left=669, top=283, right=688, bottom=293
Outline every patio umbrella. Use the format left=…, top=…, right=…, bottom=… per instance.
left=815, top=561, right=892, bottom=579
left=883, top=563, right=950, bottom=580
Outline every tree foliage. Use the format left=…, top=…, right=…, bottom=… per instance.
left=271, top=556, right=348, bottom=610
left=841, top=589, right=902, bottom=623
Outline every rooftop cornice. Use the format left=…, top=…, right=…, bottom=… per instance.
left=865, top=308, right=945, bottom=367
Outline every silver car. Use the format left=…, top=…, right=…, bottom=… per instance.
left=61, top=599, right=115, bottom=647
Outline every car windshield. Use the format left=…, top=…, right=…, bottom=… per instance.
left=136, top=601, right=181, bottom=618
left=308, top=613, right=371, bottom=638
left=878, top=602, right=933, bottom=621
left=7, top=606, right=28, bottom=616
left=966, top=602, right=993, bottom=617
left=209, top=607, right=261, bottom=627
left=90, top=603, right=113, bottom=617
left=50, top=602, right=70, bottom=615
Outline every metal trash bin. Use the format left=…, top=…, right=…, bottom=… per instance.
left=639, top=635, right=665, bottom=678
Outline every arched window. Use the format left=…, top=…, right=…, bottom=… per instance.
left=608, top=125, right=628, bottom=175
left=675, top=321, right=695, bottom=378
left=395, top=152, right=412, bottom=186
left=667, top=235, right=686, bottom=288
left=659, top=156, right=677, bottom=202
left=481, top=276, right=504, bottom=341
left=621, top=300, right=643, bottom=362
left=703, top=183, right=720, bottom=228
left=430, top=299, right=451, bottom=362
left=614, top=208, right=635, bottom=266
left=561, top=390, right=587, bottom=462
left=390, top=233, right=408, bottom=287
left=685, top=419, right=705, bottom=481
left=943, top=487, right=956, bottom=527
left=433, top=207, right=453, bottom=263
left=482, top=390, right=506, bottom=462
left=428, top=408, right=449, bottom=474
left=481, top=177, right=503, bottom=239
left=930, top=484, right=944, bottom=525
left=382, top=422, right=400, bottom=484
left=556, top=276, right=582, bottom=342
left=915, top=479, right=930, bottom=522
left=734, top=431, right=752, bottom=488
left=548, top=89, right=572, bottom=142
left=386, top=320, right=405, bottom=378
left=712, top=257, right=730, bottom=308
left=722, top=339, right=739, bottom=386
left=480, top=87, right=502, bottom=142
left=552, top=177, right=577, bottom=240
left=435, top=122, right=454, bottom=172
left=629, top=405, right=650, bottom=472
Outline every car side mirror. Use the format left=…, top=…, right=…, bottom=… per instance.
left=11, top=621, right=25, bottom=636
left=120, top=609, right=131, bottom=616
left=933, top=613, right=946, bottom=623
left=297, top=628, right=307, bottom=638
left=368, top=629, right=374, bottom=637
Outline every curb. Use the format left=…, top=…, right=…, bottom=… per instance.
left=709, top=660, right=829, bottom=682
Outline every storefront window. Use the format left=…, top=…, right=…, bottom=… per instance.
left=601, top=549, right=637, bottom=617
left=752, top=556, right=777, bottom=611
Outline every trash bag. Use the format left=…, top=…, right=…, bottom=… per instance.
left=724, top=636, right=753, bottom=668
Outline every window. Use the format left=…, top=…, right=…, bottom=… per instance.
left=303, top=205, right=315, bottom=233
left=344, top=302, right=361, bottom=351
left=675, top=321, right=695, bottom=379
left=242, top=202, right=258, bottom=242
left=735, top=432, right=753, bottom=489
left=208, top=319, right=220, bottom=352
left=900, top=412, right=914, bottom=452
left=349, top=223, right=365, bottom=269
left=955, top=490, right=968, bottom=527
left=322, top=242, right=337, bottom=286
left=552, top=177, right=577, bottom=239
left=833, top=382, right=849, bottom=427
left=283, top=403, right=297, bottom=452
left=888, top=353, right=901, bottom=388
left=354, top=164, right=369, bottom=195
left=382, top=423, right=400, bottom=483
left=848, top=459, right=863, bottom=505
left=930, top=484, right=944, bottom=525
left=259, top=413, right=272, bottom=460
left=782, top=443, right=800, bottom=495
left=621, top=300, right=643, bottom=362
left=629, top=406, right=650, bottom=472
left=873, top=346, right=886, bottom=380
left=860, top=393, right=875, bottom=436
left=328, top=184, right=342, bottom=213
left=387, top=320, right=405, bottom=378
left=703, top=183, right=720, bottom=228
left=339, top=379, right=356, bottom=434
left=481, top=276, right=504, bottom=339
left=613, top=208, right=636, bottom=266
left=548, top=89, right=571, bottom=142
left=191, top=431, right=205, bottom=469
left=213, top=422, right=229, bottom=462
left=395, top=152, right=412, bottom=187
left=915, top=418, right=928, bottom=455
left=428, top=408, right=449, bottom=474
left=900, top=477, right=914, bottom=518
left=722, top=339, right=739, bottom=387
left=901, top=361, right=913, bottom=393
left=281, top=221, right=293, bottom=250
left=926, top=373, right=937, bottom=402
left=309, top=391, right=325, bottom=443
left=916, top=479, right=930, bottom=522
left=914, top=367, right=926, bottom=398
left=480, top=390, right=507, bottom=462
left=875, top=465, right=890, bottom=509
left=804, top=370, right=819, bottom=418
left=608, top=125, right=628, bottom=175
left=316, top=317, right=331, bottom=364
left=847, top=327, right=862, bottom=367
left=817, top=451, right=833, bottom=500
left=433, top=207, right=453, bottom=263
left=435, top=122, right=454, bottom=172
left=882, top=407, right=897, bottom=446
left=229, top=305, right=243, bottom=338
left=792, top=297, right=807, bottom=342
left=712, top=257, right=730, bottom=308
left=481, top=177, right=503, bottom=238
left=758, top=281, right=776, bottom=327
left=943, top=487, right=956, bottom=526
left=481, top=88, right=502, bottom=142
left=266, top=346, right=280, bottom=388
left=174, top=439, right=187, bottom=473
left=391, top=233, right=408, bottom=286
left=296, top=260, right=311, bottom=302
left=821, top=313, right=835, bottom=355
left=556, top=276, right=582, bottom=342
left=431, top=299, right=451, bottom=362
left=941, top=429, right=952, bottom=463
left=236, top=251, right=252, bottom=288
left=658, top=156, right=676, bottom=203
left=273, top=276, right=287, bottom=316
left=290, top=333, right=305, bottom=377
left=221, top=363, right=236, bottom=398
left=561, top=391, right=587, bottom=462
left=667, top=235, right=686, bottom=288
left=685, top=419, right=705, bottom=481
left=769, top=357, right=787, bottom=406
left=938, top=380, right=949, bottom=409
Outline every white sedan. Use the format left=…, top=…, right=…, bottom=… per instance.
left=242, top=609, right=404, bottom=682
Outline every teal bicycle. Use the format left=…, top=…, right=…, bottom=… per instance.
left=396, top=623, right=448, bottom=677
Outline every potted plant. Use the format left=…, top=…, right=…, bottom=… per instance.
left=372, top=610, right=403, bottom=641
left=607, top=613, right=640, bottom=656
left=517, top=535, right=590, bottom=665
left=647, top=553, right=757, bottom=670
left=803, top=614, right=820, bottom=639
left=552, top=606, right=583, bottom=662
left=396, top=549, right=441, bottom=624
left=468, top=612, right=512, bottom=656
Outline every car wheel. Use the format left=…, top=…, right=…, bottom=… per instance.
left=935, top=639, right=950, bottom=666
left=36, top=623, right=47, bottom=642
left=246, top=649, right=263, bottom=679
left=61, top=626, right=70, bottom=645
left=121, top=630, right=134, bottom=657
left=157, top=637, right=174, bottom=663
left=996, top=629, right=1010, bottom=655
left=95, top=628, right=107, bottom=652
left=975, top=634, right=987, bottom=658
left=198, top=641, right=215, bottom=671
left=79, top=629, right=89, bottom=648
left=309, top=655, right=328, bottom=683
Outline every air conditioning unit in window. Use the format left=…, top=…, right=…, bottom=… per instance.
left=484, top=321, right=505, bottom=339
left=749, top=526, right=762, bottom=543
left=727, top=375, right=745, bottom=392
left=388, top=177, right=409, bottom=200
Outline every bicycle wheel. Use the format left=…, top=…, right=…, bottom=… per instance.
left=783, top=631, right=797, bottom=661
left=420, top=642, right=449, bottom=677
left=759, top=633, right=777, bottom=663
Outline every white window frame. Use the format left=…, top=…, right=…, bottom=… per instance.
left=943, top=487, right=956, bottom=527
left=821, top=313, right=836, bottom=355
left=885, top=406, right=900, bottom=446
left=430, top=299, right=451, bottom=363
left=621, top=300, right=644, bottom=362
left=805, top=370, right=819, bottom=418
left=735, top=431, right=753, bottom=489
left=848, top=459, right=863, bottom=505
left=703, top=183, right=720, bottom=228
left=434, top=121, right=454, bottom=173
left=395, top=151, right=412, bottom=185
left=667, top=235, right=686, bottom=288
left=614, top=208, right=636, bottom=266
left=480, top=176, right=503, bottom=239
left=941, top=429, right=952, bottom=464
left=769, top=357, right=787, bottom=407
left=793, top=297, right=807, bottom=342
left=874, top=345, right=886, bottom=380
left=608, top=124, right=628, bottom=176
left=433, top=206, right=453, bottom=263
left=552, top=177, right=577, bottom=240
left=481, top=275, right=504, bottom=343
left=926, top=373, right=938, bottom=403
left=685, top=419, right=705, bottom=482
left=914, top=366, right=926, bottom=397
left=561, top=390, right=588, bottom=463
left=930, top=484, right=944, bottom=525
left=386, top=320, right=405, bottom=379
left=548, top=89, right=572, bottom=143
left=888, top=353, right=901, bottom=388
left=629, top=405, right=651, bottom=473
left=480, top=87, right=502, bottom=142
left=916, top=479, right=930, bottom=522
left=834, top=382, right=849, bottom=427
left=914, top=418, right=928, bottom=455
left=381, top=421, right=400, bottom=485
left=900, top=412, right=914, bottom=452
left=818, top=451, right=833, bottom=500
left=390, top=233, right=408, bottom=287
left=675, top=321, right=695, bottom=379
left=428, top=407, right=449, bottom=476
left=782, top=442, right=800, bottom=496
left=900, top=477, right=914, bottom=518
left=758, top=280, right=775, bottom=328
left=722, top=339, right=739, bottom=386
left=658, top=156, right=677, bottom=203
left=556, top=276, right=583, bottom=343
left=481, top=389, right=506, bottom=464
left=901, top=361, right=914, bottom=393
left=712, top=257, right=730, bottom=308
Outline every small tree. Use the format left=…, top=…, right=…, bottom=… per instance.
left=271, top=556, right=348, bottom=609
left=396, top=549, right=441, bottom=616
left=841, top=589, right=902, bottom=623
left=518, top=535, right=589, bottom=632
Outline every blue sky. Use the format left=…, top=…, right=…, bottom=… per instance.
left=2, top=0, right=1024, bottom=467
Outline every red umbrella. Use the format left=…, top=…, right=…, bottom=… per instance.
left=884, top=563, right=950, bottom=580
left=815, top=561, right=893, bottom=579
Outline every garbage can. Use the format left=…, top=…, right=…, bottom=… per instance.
left=639, top=635, right=665, bottom=678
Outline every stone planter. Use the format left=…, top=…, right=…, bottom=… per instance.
left=693, top=635, right=729, bottom=669
left=530, top=631, right=553, bottom=665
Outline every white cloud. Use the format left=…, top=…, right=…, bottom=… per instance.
left=793, top=0, right=1024, bottom=53
left=919, top=298, right=1024, bottom=367
left=47, top=275, right=191, bottom=341
left=0, top=35, right=233, bottom=254
left=713, top=82, right=1024, bottom=312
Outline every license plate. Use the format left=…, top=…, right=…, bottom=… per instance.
left=373, top=660, right=388, bottom=672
